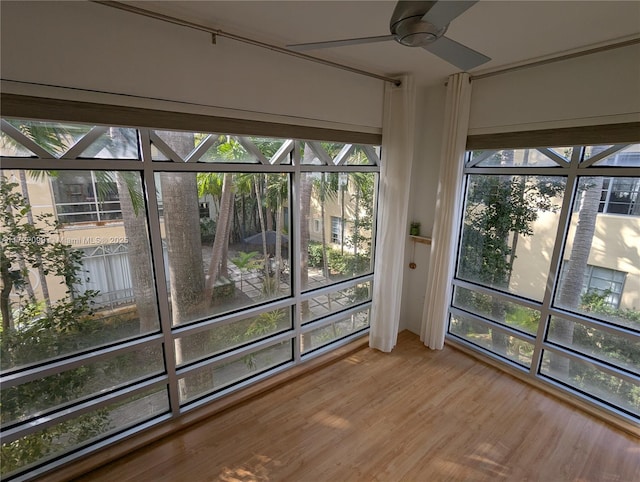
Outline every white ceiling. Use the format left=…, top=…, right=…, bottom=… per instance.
left=126, top=1, right=640, bottom=86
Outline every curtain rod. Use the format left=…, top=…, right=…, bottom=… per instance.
left=91, top=1, right=402, bottom=87
left=471, top=36, right=640, bottom=81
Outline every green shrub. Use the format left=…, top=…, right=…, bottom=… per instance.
left=308, top=242, right=324, bottom=267
left=200, top=218, right=216, bottom=243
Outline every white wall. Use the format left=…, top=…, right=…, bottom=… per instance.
left=469, top=44, right=640, bottom=134
left=402, top=44, right=640, bottom=336
left=399, top=83, right=446, bottom=334
left=0, top=1, right=383, bottom=132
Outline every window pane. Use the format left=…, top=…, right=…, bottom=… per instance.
left=152, top=131, right=284, bottom=164
left=179, top=341, right=292, bottom=404
left=452, top=286, right=540, bottom=335
left=175, top=308, right=291, bottom=366
left=301, top=172, right=376, bottom=291
left=587, top=144, right=640, bottom=166
left=79, top=127, right=139, bottom=159
left=1, top=119, right=93, bottom=157
left=0, top=131, right=35, bottom=157
left=457, top=175, right=566, bottom=301
left=302, top=308, right=370, bottom=354
left=301, top=281, right=372, bottom=324
left=345, top=145, right=380, bottom=165
left=0, top=170, right=159, bottom=370
left=449, top=313, right=534, bottom=367
left=471, top=149, right=562, bottom=167
left=153, top=130, right=210, bottom=161
left=156, top=172, right=291, bottom=326
left=555, top=177, right=640, bottom=329
left=1, top=344, right=165, bottom=427
left=199, top=136, right=259, bottom=164
left=547, top=317, right=639, bottom=375
left=540, top=351, right=639, bottom=416
left=0, top=386, right=169, bottom=478
left=243, top=137, right=290, bottom=165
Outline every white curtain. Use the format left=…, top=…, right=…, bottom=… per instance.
left=370, top=75, right=416, bottom=352
left=420, top=73, right=472, bottom=350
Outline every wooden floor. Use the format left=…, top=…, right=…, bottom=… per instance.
left=74, top=331, right=639, bottom=482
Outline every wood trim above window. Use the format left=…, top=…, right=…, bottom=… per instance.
left=467, top=122, right=640, bottom=150
left=0, top=93, right=382, bottom=145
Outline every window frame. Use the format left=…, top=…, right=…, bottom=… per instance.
left=447, top=143, right=640, bottom=427
left=330, top=215, right=343, bottom=245
left=0, top=106, right=381, bottom=481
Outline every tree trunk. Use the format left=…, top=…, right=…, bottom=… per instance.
left=19, top=170, right=50, bottom=311
left=220, top=199, right=233, bottom=280
left=320, top=174, right=329, bottom=279
left=353, top=184, right=360, bottom=258
left=161, top=171, right=206, bottom=324
left=300, top=146, right=314, bottom=349
left=206, top=173, right=234, bottom=294
left=274, top=196, right=282, bottom=292
left=340, top=184, right=346, bottom=256
left=265, top=176, right=273, bottom=232
left=551, top=175, right=603, bottom=374
left=161, top=168, right=209, bottom=401
left=1, top=251, right=13, bottom=331
left=160, top=133, right=207, bottom=360
left=116, top=172, right=158, bottom=333
left=254, top=176, right=270, bottom=281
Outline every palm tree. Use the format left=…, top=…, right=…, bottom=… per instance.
left=231, top=251, right=260, bottom=290
left=313, top=173, right=339, bottom=280
left=552, top=175, right=604, bottom=373
left=205, top=172, right=235, bottom=297
left=300, top=144, right=315, bottom=349
left=115, top=171, right=158, bottom=333
left=266, top=173, right=289, bottom=292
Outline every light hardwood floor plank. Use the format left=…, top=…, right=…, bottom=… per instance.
left=72, top=331, right=639, bottom=482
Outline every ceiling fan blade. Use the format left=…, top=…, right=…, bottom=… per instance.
left=423, top=35, right=490, bottom=70
left=422, top=0, right=478, bottom=28
left=287, top=35, right=395, bottom=52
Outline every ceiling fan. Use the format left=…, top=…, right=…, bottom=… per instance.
left=287, top=0, right=491, bottom=71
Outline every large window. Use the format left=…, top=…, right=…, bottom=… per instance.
left=0, top=118, right=379, bottom=480
left=449, top=144, right=640, bottom=423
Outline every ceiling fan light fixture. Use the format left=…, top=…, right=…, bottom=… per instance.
left=392, top=18, right=447, bottom=47
left=398, top=31, right=437, bottom=47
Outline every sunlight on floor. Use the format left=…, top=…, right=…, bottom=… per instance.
left=217, top=454, right=279, bottom=482
left=311, top=410, right=352, bottom=430
left=431, top=441, right=511, bottom=480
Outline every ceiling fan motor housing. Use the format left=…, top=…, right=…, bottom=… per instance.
left=392, top=17, right=448, bottom=47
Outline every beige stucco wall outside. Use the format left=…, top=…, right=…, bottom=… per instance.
left=4, top=170, right=159, bottom=305
left=510, top=212, right=640, bottom=311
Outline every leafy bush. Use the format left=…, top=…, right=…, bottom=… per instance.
left=307, top=242, right=324, bottom=267
left=327, top=250, right=370, bottom=277
left=0, top=177, right=111, bottom=477
left=327, top=249, right=347, bottom=274
left=200, top=218, right=216, bottom=243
